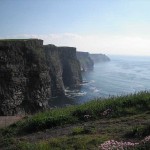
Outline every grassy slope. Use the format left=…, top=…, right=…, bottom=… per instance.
left=0, top=91, right=150, bottom=150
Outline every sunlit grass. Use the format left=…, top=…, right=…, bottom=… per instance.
left=1, top=91, right=150, bottom=136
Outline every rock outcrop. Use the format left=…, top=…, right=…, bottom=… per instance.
left=90, top=54, right=110, bottom=63
left=0, top=39, right=82, bottom=115
left=77, top=52, right=94, bottom=71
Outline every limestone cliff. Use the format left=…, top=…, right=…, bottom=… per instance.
left=44, top=45, right=82, bottom=88
left=44, top=45, right=65, bottom=97
left=0, top=39, right=51, bottom=115
left=90, top=54, right=110, bottom=63
left=77, top=52, right=94, bottom=71
left=0, top=39, right=82, bottom=115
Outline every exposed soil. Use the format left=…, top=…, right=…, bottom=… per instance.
left=0, top=116, right=24, bottom=128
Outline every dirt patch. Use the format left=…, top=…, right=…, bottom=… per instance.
left=0, top=116, right=24, bottom=128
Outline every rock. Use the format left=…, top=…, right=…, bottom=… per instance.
left=44, top=44, right=65, bottom=97
left=45, top=45, right=82, bottom=89
left=0, top=39, right=51, bottom=115
left=77, top=52, right=94, bottom=71
left=84, top=114, right=91, bottom=119
left=58, top=47, right=82, bottom=88
left=101, top=108, right=112, bottom=117
left=0, top=39, right=82, bottom=115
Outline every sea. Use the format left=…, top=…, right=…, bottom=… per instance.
left=49, top=55, right=150, bottom=107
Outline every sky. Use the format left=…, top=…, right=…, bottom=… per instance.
left=0, top=0, right=150, bottom=56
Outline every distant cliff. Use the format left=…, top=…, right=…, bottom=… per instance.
left=90, top=54, right=110, bottom=63
left=0, top=39, right=82, bottom=115
left=44, top=45, right=82, bottom=89
left=77, top=52, right=94, bottom=71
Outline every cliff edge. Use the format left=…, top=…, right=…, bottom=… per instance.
left=0, top=39, right=82, bottom=115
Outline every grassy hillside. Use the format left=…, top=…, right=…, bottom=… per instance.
left=0, top=91, right=150, bottom=149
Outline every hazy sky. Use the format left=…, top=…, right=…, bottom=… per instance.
left=0, top=0, right=150, bottom=55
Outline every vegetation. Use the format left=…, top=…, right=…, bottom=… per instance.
left=71, top=126, right=96, bottom=135
left=125, top=124, right=150, bottom=139
left=0, top=38, right=38, bottom=41
left=0, top=91, right=150, bottom=149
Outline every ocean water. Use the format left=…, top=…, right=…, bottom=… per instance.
left=50, top=55, right=150, bottom=107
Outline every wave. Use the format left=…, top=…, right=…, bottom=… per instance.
left=80, top=80, right=89, bottom=85
left=90, top=80, right=95, bottom=83
left=89, top=87, right=100, bottom=93
left=65, top=88, right=87, bottom=98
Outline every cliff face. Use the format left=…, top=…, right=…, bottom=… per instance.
left=0, top=39, right=51, bottom=115
left=58, top=47, right=82, bottom=87
left=0, top=40, right=82, bottom=115
left=44, top=45, right=82, bottom=88
left=77, top=52, right=94, bottom=71
left=90, top=54, right=110, bottom=63
left=44, top=45, right=65, bottom=97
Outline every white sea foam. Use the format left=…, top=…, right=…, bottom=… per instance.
left=65, top=88, right=87, bottom=98
left=90, top=80, right=95, bottom=83
left=89, top=87, right=100, bottom=93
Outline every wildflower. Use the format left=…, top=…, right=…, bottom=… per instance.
left=99, top=140, right=139, bottom=150
left=141, top=135, right=150, bottom=143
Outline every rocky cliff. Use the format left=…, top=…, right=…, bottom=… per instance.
left=58, top=47, right=82, bottom=88
left=0, top=39, right=82, bottom=115
left=44, top=45, right=65, bottom=97
left=0, top=39, right=51, bottom=115
left=90, top=54, right=110, bottom=63
left=77, top=52, right=94, bottom=71
left=44, top=45, right=82, bottom=88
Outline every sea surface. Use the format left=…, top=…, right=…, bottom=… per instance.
left=50, top=55, right=150, bottom=107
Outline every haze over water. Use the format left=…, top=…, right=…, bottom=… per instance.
left=66, top=55, right=150, bottom=104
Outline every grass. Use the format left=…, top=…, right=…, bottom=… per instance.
left=17, top=136, right=103, bottom=150
left=125, top=124, right=150, bottom=139
left=0, top=91, right=150, bottom=149
left=0, top=38, right=39, bottom=41
left=71, top=126, right=96, bottom=135
left=8, top=91, right=150, bottom=134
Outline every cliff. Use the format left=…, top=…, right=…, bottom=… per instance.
left=77, top=52, right=94, bottom=71
left=90, top=54, right=110, bottom=63
left=0, top=39, right=51, bottom=115
left=0, top=39, right=82, bottom=115
left=44, top=45, right=82, bottom=88
left=44, top=45, right=65, bottom=97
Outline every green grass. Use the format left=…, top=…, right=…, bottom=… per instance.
left=0, top=91, right=150, bottom=149
left=0, top=38, right=39, bottom=41
left=71, top=126, right=96, bottom=135
left=125, top=124, right=150, bottom=139
left=17, top=135, right=108, bottom=150
left=1, top=91, right=150, bottom=136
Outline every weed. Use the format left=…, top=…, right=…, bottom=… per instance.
left=71, top=126, right=95, bottom=135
